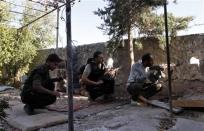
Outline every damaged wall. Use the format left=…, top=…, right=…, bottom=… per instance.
left=31, top=34, right=204, bottom=97
left=169, top=34, right=204, bottom=96
left=171, top=34, right=204, bottom=81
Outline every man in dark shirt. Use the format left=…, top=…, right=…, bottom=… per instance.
left=21, top=54, right=63, bottom=115
left=82, top=51, right=115, bottom=101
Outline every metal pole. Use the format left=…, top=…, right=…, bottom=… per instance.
left=66, top=0, right=74, bottom=130
left=164, top=0, right=173, bottom=116
left=9, top=10, right=36, bottom=17
left=1, top=0, right=46, bottom=13
left=56, top=7, right=60, bottom=54
left=17, top=1, right=76, bottom=31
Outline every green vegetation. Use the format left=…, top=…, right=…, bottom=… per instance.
left=0, top=1, right=56, bottom=86
left=95, top=0, right=192, bottom=65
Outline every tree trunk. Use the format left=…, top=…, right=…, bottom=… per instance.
left=1, top=66, right=9, bottom=84
left=128, top=27, right=134, bottom=66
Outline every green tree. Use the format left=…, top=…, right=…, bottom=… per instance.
left=95, top=0, right=164, bottom=65
left=0, top=2, right=15, bottom=83
left=95, top=0, right=192, bottom=66
left=21, top=1, right=56, bottom=48
left=137, top=11, right=193, bottom=49
left=0, top=2, right=11, bottom=23
left=0, top=1, right=56, bottom=86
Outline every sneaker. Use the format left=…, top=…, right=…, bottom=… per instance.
left=131, top=99, right=140, bottom=106
left=24, top=105, right=35, bottom=115
left=87, top=93, right=96, bottom=102
left=131, top=99, right=146, bottom=106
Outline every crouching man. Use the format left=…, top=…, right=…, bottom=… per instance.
left=21, top=54, right=63, bottom=115
left=127, top=53, right=163, bottom=105
left=81, top=51, right=115, bottom=101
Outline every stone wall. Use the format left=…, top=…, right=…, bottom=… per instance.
left=31, top=34, right=204, bottom=97
left=169, top=34, right=204, bottom=96
left=170, top=35, right=204, bottom=81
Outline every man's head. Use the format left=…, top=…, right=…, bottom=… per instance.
left=46, top=53, right=63, bottom=70
left=93, top=51, right=104, bottom=64
left=142, top=53, right=153, bottom=67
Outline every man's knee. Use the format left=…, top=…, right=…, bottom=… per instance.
left=127, top=83, right=142, bottom=93
left=47, top=95, right=56, bottom=105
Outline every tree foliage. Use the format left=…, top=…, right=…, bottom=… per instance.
left=95, top=0, right=193, bottom=57
left=21, top=1, right=56, bottom=48
left=137, top=10, right=193, bottom=48
left=0, top=1, right=56, bottom=86
left=95, top=0, right=165, bottom=65
left=95, top=0, right=164, bottom=41
left=137, top=11, right=193, bottom=37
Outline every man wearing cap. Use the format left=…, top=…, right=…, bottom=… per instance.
left=21, top=54, right=63, bottom=115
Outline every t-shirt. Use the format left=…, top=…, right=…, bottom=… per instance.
left=21, top=64, right=53, bottom=96
left=127, top=62, right=148, bottom=84
left=82, top=64, right=92, bottom=77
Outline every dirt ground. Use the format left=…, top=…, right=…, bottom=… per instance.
left=1, top=89, right=204, bottom=131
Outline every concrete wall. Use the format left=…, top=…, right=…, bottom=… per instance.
left=32, top=34, right=204, bottom=97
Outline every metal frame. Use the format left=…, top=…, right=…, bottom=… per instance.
left=2, top=0, right=174, bottom=130
left=56, top=7, right=60, bottom=54
left=3, top=1, right=75, bottom=129
left=9, top=10, right=36, bottom=17
left=28, top=0, right=59, bottom=8
left=1, top=0, right=46, bottom=13
left=17, top=0, right=75, bottom=31
left=17, top=3, right=66, bottom=31
left=163, top=0, right=173, bottom=116
left=66, top=1, right=74, bottom=130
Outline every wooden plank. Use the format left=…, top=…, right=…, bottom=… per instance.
left=149, top=100, right=183, bottom=114
left=172, top=100, right=204, bottom=108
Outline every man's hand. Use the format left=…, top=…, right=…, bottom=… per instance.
left=51, top=91, right=61, bottom=97
left=104, top=67, right=120, bottom=78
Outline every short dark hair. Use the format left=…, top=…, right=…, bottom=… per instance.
left=142, top=53, right=153, bottom=62
left=93, top=51, right=102, bottom=58
left=46, top=53, right=63, bottom=63
left=86, top=58, right=93, bottom=64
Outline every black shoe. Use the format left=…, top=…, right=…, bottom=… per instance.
left=88, top=95, right=96, bottom=101
left=24, top=105, right=35, bottom=115
left=103, top=94, right=114, bottom=101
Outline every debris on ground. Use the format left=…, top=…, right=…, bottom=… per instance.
left=0, top=89, right=204, bottom=131
left=0, top=99, right=9, bottom=118
left=0, top=86, right=14, bottom=92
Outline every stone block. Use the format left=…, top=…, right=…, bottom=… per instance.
left=5, top=104, right=68, bottom=131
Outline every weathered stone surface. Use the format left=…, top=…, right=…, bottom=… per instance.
left=5, top=104, right=68, bottom=131
left=105, top=121, right=128, bottom=129
left=149, top=100, right=183, bottom=113
left=0, top=85, right=14, bottom=92
left=168, top=118, right=204, bottom=131
left=75, top=101, right=127, bottom=119
left=42, top=105, right=168, bottom=131
left=85, top=127, right=110, bottom=131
